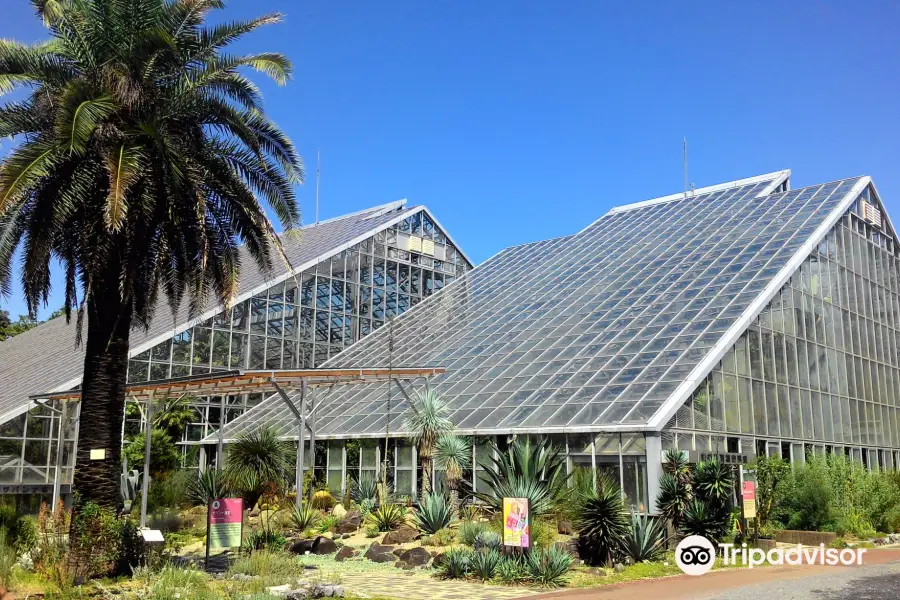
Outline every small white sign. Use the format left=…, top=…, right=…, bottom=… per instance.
left=140, top=529, right=164, bottom=543
left=89, top=449, right=106, bottom=460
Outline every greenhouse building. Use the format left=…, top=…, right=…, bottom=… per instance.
left=210, top=169, right=900, bottom=511
left=0, top=200, right=471, bottom=509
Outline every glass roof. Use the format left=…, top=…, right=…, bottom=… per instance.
left=212, top=174, right=864, bottom=441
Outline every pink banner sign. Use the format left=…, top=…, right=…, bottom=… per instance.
left=208, top=498, right=243, bottom=549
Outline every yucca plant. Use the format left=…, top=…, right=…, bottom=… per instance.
left=656, top=472, right=691, bottom=531
left=458, top=520, right=491, bottom=546
left=575, top=473, right=629, bottom=566
left=404, top=390, right=453, bottom=499
left=368, top=503, right=406, bottom=532
left=693, top=458, right=733, bottom=505
left=433, top=435, right=471, bottom=515
left=525, top=545, right=573, bottom=587
left=414, top=494, right=455, bottom=534
left=681, top=499, right=729, bottom=543
left=290, top=503, right=322, bottom=532
left=224, top=426, right=293, bottom=507
left=189, top=469, right=231, bottom=507
left=438, top=547, right=473, bottom=579
left=470, top=548, right=500, bottom=581
left=475, top=438, right=567, bottom=516
left=622, top=512, right=666, bottom=562
left=663, top=448, right=692, bottom=485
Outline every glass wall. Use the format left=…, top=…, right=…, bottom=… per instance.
left=122, top=209, right=471, bottom=456
left=671, top=187, right=900, bottom=466
left=0, top=402, right=78, bottom=486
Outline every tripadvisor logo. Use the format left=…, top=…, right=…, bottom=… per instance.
left=676, top=535, right=868, bottom=575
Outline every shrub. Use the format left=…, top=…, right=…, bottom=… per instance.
left=0, top=505, right=37, bottom=556
left=473, top=530, right=501, bottom=552
left=459, top=504, right=484, bottom=522
left=225, top=426, right=293, bottom=506
left=311, top=490, right=336, bottom=510
left=320, top=514, right=340, bottom=533
left=422, top=527, right=456, bottom=547
left=496, top=554, right=527, bottom=584
left=622, top=513, right=666, bottom=562
left=680, top=499, right=726, bottom=542
left=149, top=469, right=194, bottom=510
left=529, top=516, right=557, bottom=550
left=228, top=550, right=299, bottom=581
left=438, top=547, right=473, bottom=579
left=575, top=474, right=628, bottom=566
left=243, top=529, right=287, bottom=554
left=123, top=429, right=181, bottom=479
left=470, top=548, right=500, bottom=581
left=475, top=438, right=567, bottom=516
left=351, top=476, right=379, bottom=505
left=656, top=472, right=691, bottom=531
left=0, top=531, right=16, bottom=592
left=290, top=503, right=322, bottom=532
left=190, top=469, right=232, bottom=506
left=525, top=545, right=573, bottom=587
left=414, top=494, right=455, bottom=534
left=146, top=564, right=215, bottom=600
left=368, top=503, right=406, bottom=532
left=364, top=524, right=379, bottom=538
left=458, top=520, right=491, bottom=546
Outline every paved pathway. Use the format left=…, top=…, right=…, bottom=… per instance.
left=521, top=548, right=900, bottom=600
left=339, top=571, right=538, bottom=600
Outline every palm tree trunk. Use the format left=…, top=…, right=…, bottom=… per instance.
left=448, top=484, right=460, bottom=516
left=72, top=269, right=132, bottom=510
left=420, top=456, right=432, bottom=499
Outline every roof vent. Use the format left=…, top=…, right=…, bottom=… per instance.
left=862, top=200, right=883, bottom=228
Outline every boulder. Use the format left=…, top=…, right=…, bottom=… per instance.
left=382, top=526, right=419, bottom=545
left=397, top=547, right=431, bottom=567
left=553, top=540, right=579, bottom=558
left=394, top=560, right=415, bottom=570
left=333, top=510, right=362, bottom=534
left=310, top=584, right=344, bottom=597
left=284, top=591, right=309, bottom=600
left=334, top=546, right=359, bottom=561
left=614, top=563, right=625, bottom=573
left=312, top=536, right=338, bottom=555
left=288, top=539, right=316, bottom=555
left=332, top=504, right=347, bottom=520
left=430, top=552, right=446, bottom=569
left=557, top=520, right=573, bottom=535
left=364, top=543, right=397, bottom=563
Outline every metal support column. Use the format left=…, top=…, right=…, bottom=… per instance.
left=296, top=381, right=306, bottom=508
left=139, top=390, right=154, bottom=529
left=51, top=400, right=69, bottom=513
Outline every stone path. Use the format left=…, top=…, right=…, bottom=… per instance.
left=338, top=571, right=539, bottom=600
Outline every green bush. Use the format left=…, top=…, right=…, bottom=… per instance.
left=496, top=554, right=527, bottom=584
left=189, top=469, right=232, bottom=506
left=414, top=494, right=455, bottom=534
left=243, top=529, right=287, bottom=554
left=525, top=545, right=573, bottom=587
left=368, top=503, right=406, bottom=532
left=0, top=505, right=37, bottom=555
left=124, top=429, right=181, bottom=479
left=438, top=547, right=473, bottom=579
left=458, top=520, right=491, bottom=546
left=622, top=513, right=666, bottom=562
left=422, top=527, right=456, bottom=546
left=320, top=514, right=340, bottom=533
left=470, top=548, right=500, bottom=581
left=575, top=474, right=628, bottom=566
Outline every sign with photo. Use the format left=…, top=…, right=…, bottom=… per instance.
left=502, top=497, right=530, bottom=548
left=208, top=498, right=243, bottom=549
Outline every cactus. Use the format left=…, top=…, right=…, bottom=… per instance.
left=120, top=466, right=141, bottom=513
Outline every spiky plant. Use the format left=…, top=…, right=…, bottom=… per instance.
left=414, top=493, right=455, bottom=534
left=663, top=448, right=692, bottom=485
left=680, top=499, right=727, bottom=543
left=693, top=458, right=734, bottom=505
left=470, top=548, right=500, bottom=581
left=438, top=547, right=472, bottom=579
left=0, top=0, right=302, bottom=508
left=368, top=503, right=406, bottom=533
left=656, top=472, right=691, bottom=531
left=224, top=426, right=293, bottom=506
left=472, top=530, right=501, bottom=552
left=403, top=390, right=453, bottom=499
left=524, top=546, right=573, bottom=588
left=350, top=475, right=379, bottom=505
left=621, top=512, right=667, bottom=562
left=290, top=503, right=322, bottom=532
left=433, top=434, right=471, bottom=515
left=475, top=437, right=567, bottom=516
left=189, top=468, right=231, bottom=506
left=575, top=473, right=629, bottom=566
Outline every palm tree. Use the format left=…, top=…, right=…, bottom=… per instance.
left=403, top=389, right=452, bottom=499
left=0, top=0, right=302, bottom=508
left=433, top=434, right=470, bottom=515
left=224, top=426, right=293, bottom=509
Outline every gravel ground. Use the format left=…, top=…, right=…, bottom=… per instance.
left=697, top=562, right=900, bottom=600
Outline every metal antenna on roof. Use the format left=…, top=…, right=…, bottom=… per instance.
left=683, top=138, right=688, bottom=198
left=315, top=149, right=321, bottom=225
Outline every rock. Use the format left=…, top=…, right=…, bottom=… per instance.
left=250, top=506, right=261, bottom=518
left=312, top=536, right=338, bottom=555
left=394, top=560, right=414, bottom=570
left=334, top=546, right=359, bottom=561
left=364, top=543, right=397, bottom=563
left=392, top=548, right=404, bottom=557
left=333, top=510, right=362, bottom=534
left=342, top=533, right=352, bottom=540
left=310, top=584, right=344, bottom=597
left=430, top=552, right=446, bottom=569
left=382, top=526, right=419, bottom=545
left=553, top=540, right=579, bottom=557
left=288, top=539, right=316, bottom=555
left=557, top=520, right=573, bottom=535
left=587, top=567, right=606, bottom=577
left=614, top=563, right=625, bottom=573
left=332, top=504, right=347, bottom=520
left=285, top=591, right=309, bottom=600
left=230, top=573, right=257, bottom=581
left=397, top=547, right=431, bottom=567
left=267, top=584, right=293, bottom=595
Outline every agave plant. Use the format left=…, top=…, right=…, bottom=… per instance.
left=433, top=435, right=471, bottom=515
left=414, top=493, right=455, bottom=534
left=470, top=548, right=501, bottom=581
left=189, top=469, right=231, bottom=506
left=472, top=530, right=502, bottom=552
left=525, top=545, right=573, bottom=588
left=475, top=438, right=567, bottom=516
left=290, top=503, right=322, bottom=532
left=351, top=475, right=379, bottom=505
left=621, top=512, right=666, bottom=562
left=575, top=473, right=629, bottom=566
left=438, top=547, right=473, bottom=579
left=368, top=503, right=407, bottom=532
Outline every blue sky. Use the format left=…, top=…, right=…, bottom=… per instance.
left=2, top=0, right=900, bottom=319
